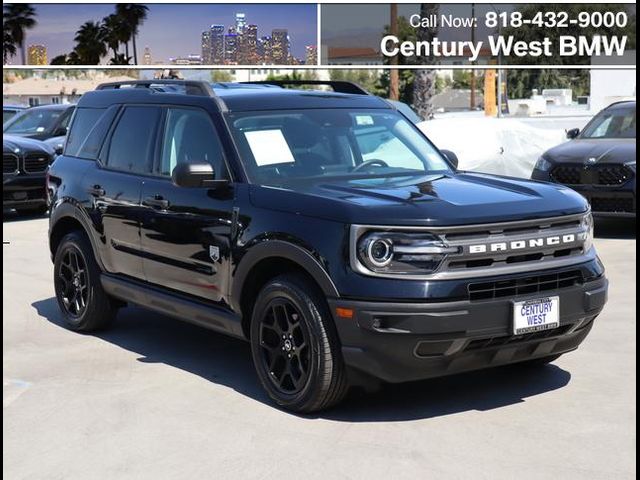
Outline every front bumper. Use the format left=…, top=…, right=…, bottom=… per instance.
left=532, top=168, right=636, bottom=217
left=3, top=173, right=48, bottom=208
left=330, top=275, right=608, bottom=383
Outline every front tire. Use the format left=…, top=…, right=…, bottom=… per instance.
left=250, top=274, right=348, bottom=413
left=53, top=231, right=116, bottom=332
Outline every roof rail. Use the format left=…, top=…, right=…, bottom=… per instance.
left=242, top=80, right=369, bottom=95
left=96, top=79, right=215, bottom=97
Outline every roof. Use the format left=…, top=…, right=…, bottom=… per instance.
left=605, top=100, right=636, bottom=110
left=3, top=76, right=138, bottom=96
left=79, top=82, right=391, bottom=112
left=327, top=47, right=379, bottom=60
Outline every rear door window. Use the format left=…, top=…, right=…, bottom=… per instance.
left=106, top=106, right=161, bottom=174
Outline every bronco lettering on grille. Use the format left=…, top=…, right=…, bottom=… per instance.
left=468, top=234, right=577, bottom=254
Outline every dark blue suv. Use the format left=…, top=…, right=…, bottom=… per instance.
left=47, top=80, right=608, bottom=412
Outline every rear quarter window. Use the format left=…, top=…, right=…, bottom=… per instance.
left=65, top=107, right=109, bottom=158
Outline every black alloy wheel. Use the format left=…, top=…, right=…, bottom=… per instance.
left=250, top=274, right=348, bottom=413
left=57, top=246, right=89, bottom=318
left=258, top=298, right=312, bottom=394
left=53, top=231, right=116, bottom=331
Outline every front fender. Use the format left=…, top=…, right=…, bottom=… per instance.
left=230, top=239, right=340, bottom=313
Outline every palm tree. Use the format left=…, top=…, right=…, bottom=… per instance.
left=3, top=27, right=17, bottom=63
left=3, top=3, right=37, bottom=64
left=101, top=13, right=131, bottom=63
left=50, top=54, right=68, bottom=65
left=115, top=4, right=148, bottom=65
left=412, top=3, right=440, bottom=119
left=109, top=53, right=131, bottom=65
left=74, top=21, right=107, bottom=64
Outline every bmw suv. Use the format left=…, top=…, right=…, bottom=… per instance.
left=47, top=80, right=608, bottom=412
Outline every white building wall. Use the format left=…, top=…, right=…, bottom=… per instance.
left=590, top=51, right=636, bottom=112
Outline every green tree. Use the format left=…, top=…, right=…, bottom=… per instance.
left=413, top=3, right=440, bottom=119
left=502, top=4, right=636, bottom=98
left=3, top=27, right=17, bottom=63
left=116, top=4, right=149, bottom=65
left=210, top=70, right=234, bottom=82
left=73, top=21, right=107, bottom=64
left=3, top=3, right=37, bottom=65
left=329, top=69, right=385, bottom=95
left=102, top=13, right=130, bottom=63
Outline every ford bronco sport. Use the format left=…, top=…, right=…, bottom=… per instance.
left=48, top=80, right=608, bottom=412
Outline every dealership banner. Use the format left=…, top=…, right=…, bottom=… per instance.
left=321, top=3, right=636, bottom=67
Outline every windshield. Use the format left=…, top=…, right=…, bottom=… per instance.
left=3, top=109, right=21, bottom=125
left=581, top=104, right=636, bottom=139
left=3, top=108, right=63, bottom=135
left=228, top=109, right=451, bottom=187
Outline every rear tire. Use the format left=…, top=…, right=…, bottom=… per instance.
left=250, top=274, right=348, bottom=413
left=53, top=231, right=116, bottom=332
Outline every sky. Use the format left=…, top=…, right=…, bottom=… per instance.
left=13, top=3, right=317, bottom=63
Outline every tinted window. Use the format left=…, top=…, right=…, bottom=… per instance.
left=4, top=108, right=62, bottom=135
left=106, top=106, right=160, bottom=173
left=3, top=110, right=20, bottom=124
left=159, top=108, right=225, bottom=177
left=65, top=108, right=107, bottom=157
left=581, top=105, right=636, bottom=139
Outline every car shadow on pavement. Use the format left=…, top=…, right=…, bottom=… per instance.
left=594, top=217, right=636, bottom=239
left=33, top=297, right=571, bottom=422
left=2, top=210, right=49, bottom=223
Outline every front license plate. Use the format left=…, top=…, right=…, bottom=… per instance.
left=513, top=296, right=559, bottom=335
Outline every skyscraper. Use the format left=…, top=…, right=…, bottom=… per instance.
left=201, top=31, right=212, bottom=64
left=143, top=46, right=153, bottom=65
left=210, top=25, right=225, bottom=64
left=271, top=29, right=290, bottom=65
left=257, top=36, right=271, bottom=64
left=305, top=45, right=317, bottom=65
left=224, top=33, right=238, bottom=64
left=235, top=13, right=246, bottom=34
left=27, top=44, right=47, bottom=65
left=243, top=24, right=258, bottom=64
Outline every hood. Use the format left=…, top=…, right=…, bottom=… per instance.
left=544, top=138, right=636, bottom=165
left=3, top=134, right=55, bottom=156
left=249, top=172, right=589, bottom=226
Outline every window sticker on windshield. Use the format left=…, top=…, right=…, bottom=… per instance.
left=36, top=126, right=46, bottom=132
left=244, top=129, right=295, bottom=166
left=355, top=115, right=374, bottom=126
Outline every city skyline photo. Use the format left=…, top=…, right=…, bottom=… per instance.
left=3, top=3, right=318, bottom=66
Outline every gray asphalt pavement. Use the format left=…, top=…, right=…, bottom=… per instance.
left=3, top=214, right=636, bottom=479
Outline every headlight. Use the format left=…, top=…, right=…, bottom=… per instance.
left=534, top=156, right=552, bottom=171
left=356, top=231, right=459, bottom=275
left=581, top=212, right=594, bottom=252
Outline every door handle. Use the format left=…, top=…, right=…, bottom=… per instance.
left=143, top=195, right=170, bottom=209
left=87, top=185, right=105, bottom=197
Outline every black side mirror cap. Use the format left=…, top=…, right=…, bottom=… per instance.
left=171, top=162, right=225, bottom=188
left=440, top=149, right=459, bottom=169
left=566, top=128, right=580, bottom=139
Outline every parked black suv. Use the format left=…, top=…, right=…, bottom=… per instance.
left=532, top=101, right=636, bottom=217
left=3, top=104, right=75, bottom=141
left=4, top=134, right=54, bottom=215
left=48, top=80, right=608, bottom=412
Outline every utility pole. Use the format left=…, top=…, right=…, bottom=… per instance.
left=390, top=4, right=399, bottom=100
left=470, top=3, right=476, bottom=110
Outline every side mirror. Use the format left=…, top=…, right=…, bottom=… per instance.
left=566, top=128, right=580, bottom=139
left=171, top=162, right=219, bottom=188
left=440, top=149, right=459, bottom=169
left=54, top=144, right=64, bottom=156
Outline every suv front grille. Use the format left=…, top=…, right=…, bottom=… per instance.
left=468, top=270, right=583, bottom=301
left=3, top=154, right=19, bottom=174
left=23, top=153, right=50, bottom=173
left=590, top=196, right=635, bottom=213
left=551, top=164, right=634, bottom=186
